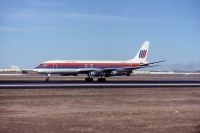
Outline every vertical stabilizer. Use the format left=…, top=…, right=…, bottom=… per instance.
left=128, top=41, right=150, bottom=63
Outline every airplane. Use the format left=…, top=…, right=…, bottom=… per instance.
left=34, top=41, right=165, bottom=82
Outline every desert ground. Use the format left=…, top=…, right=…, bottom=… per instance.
left=0, top=87, right=200, bottom=133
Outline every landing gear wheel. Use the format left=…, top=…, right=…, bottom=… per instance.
left=126, top=73, right=131, bottom=76
left=98, top=78, right=106, bottom=82
left=46, top=77, right=49, bottom=82
left=85, top=77, right=93, bottom=82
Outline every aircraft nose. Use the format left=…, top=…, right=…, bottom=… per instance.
left=33, top=66, right=40, bottom=72
left=33, top=68, right=38, bottom=72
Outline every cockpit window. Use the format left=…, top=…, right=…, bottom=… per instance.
left=41, top=63, right=48, bottom=67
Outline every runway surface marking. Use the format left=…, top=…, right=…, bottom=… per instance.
left=1, top=83, right=200, bottom=88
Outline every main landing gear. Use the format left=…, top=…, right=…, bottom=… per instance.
left=85, top=77, right=93, bottom=82
left=97, top=77, right=106, bottom=82
left=85, top=76, right=106, bottom=82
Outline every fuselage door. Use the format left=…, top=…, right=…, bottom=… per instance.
left=90, top=64, right=93, bottom=68
left=53, top=63, right=57, bottom=69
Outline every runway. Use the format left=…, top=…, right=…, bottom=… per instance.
left=0, top=74, right=200, bottom=88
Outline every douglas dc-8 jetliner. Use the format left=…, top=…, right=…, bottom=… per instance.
left=34, top=41, right=165, bottom=82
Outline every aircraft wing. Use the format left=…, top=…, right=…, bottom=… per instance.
left=108, top=60, right=166, bottom=72
left=140, top=60, right=166, bottom=66
left=78, top=60, right=166, bottom=74
left=78, top=68, right=117, bottom=74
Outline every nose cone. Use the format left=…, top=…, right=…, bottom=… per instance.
left=33, top=66, right=40, bottom=72
left=33, top=68, right=38, bottom=72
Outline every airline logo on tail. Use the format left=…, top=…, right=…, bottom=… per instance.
left=139, top=50, right=147, bottom=58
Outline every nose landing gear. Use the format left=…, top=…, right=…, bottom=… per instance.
left=46, top=74, right=50, bottom=82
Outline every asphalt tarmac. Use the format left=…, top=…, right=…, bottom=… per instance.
left=0, top=74, right=200, bottom=88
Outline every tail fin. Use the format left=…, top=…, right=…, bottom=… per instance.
left=128, top=41, right=150, bottom=63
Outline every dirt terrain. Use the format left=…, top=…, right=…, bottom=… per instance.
left=0, top=88, right=200, bottom=133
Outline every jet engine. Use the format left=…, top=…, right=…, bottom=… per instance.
left=89, top=71, right=104, bottom=77
left=110, top=71, right=130, bottom=76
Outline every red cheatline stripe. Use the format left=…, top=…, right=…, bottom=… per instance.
left=39, top=63, right=140, bottom=68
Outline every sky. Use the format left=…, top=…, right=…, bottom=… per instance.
left=0, top=0, right=200, bottom=70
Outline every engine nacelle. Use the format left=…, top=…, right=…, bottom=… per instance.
left=89, top=71, right=104, bottom=77
left=110, top=71, right=130, bottom=76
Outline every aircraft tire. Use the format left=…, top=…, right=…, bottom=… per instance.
left=98, top=78, right=106, bottom=82
left=46, top=77, right=49, bottom=82
left=85, top=77, right=93, bottom=82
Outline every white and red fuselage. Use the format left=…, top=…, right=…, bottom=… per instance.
left=34, top=60, right=142, bottom=76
